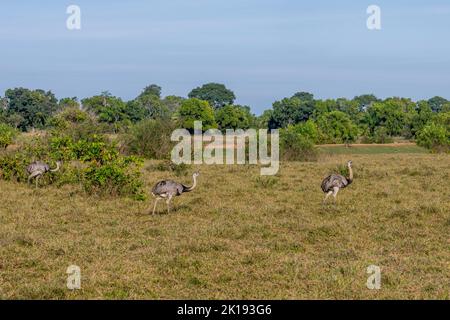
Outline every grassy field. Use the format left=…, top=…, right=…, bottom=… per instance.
left=0, top=151, right=449, bottom=299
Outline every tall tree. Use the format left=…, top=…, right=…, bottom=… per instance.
left=178, top=98, right=217, bottom=131
left=140, top=84, right=162, bottom=99
left=215, top=105, right=252, bottom=130
left=427, top=96, right=448, bottom=113
left=269, top=96, right=314, bottom=129
left=292, top=91, right=314, bottom=101
left=188, top=83, right=236, bottom=109
left=353, top=94, right=379, bottom=111
left=81, top=92, right=129, bottom=124
left=5, top=88, right=58, bottom=131
left=59, top=97, right=80, bottom=110
left=364, top=98, right=415, bottom=136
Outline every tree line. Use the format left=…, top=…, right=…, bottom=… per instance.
left=0, top=83, right=449, bottom=151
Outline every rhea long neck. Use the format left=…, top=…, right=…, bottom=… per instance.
left=50, top=162, right=60, bottom=172
left=347, top=165, right=353, bottom=182
left=184, top=174, right=197, bottom=192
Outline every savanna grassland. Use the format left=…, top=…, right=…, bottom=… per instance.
left=0, top=150, right=449, bottom=299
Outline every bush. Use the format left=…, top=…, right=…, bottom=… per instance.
left=0, top=123, right=18, bottom=149
left=280, top=127, right=318, bottom=161
left=372, top=126, right=394, bottom=144
left=48, top=107, right=107, bottom=142
left=121, top=119, right=176, bottom=159
left=289, top=120, right=320, bottom=143
left=0, top=130, right=146, bottom=199
left=416, top=122, right=449, bottom=153
left=83, top=156, right=144, bottom=199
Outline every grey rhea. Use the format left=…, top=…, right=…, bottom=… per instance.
left=321, top=160, right=353, bottom=204
left=148, top=171, right=200, bottom=214
left=26, top=160, right=62, bottom=188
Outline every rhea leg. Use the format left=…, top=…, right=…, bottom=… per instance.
left=332, top=187, right=340, bottom=203
left=323, top=191, right=333, bottom=204
left=28, top=171, right=41, bottom=185
left=166, top=194, right=173, bottom=214
left=35, top=175, right=40, bottom=188
left=150, top=198, right=161, bottom=215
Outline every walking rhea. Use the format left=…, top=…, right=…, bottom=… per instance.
left=27, top=160, right=62, bottom=188
left=321, top=160, right=353, bottom=204
left=148, top=171, right=200, bottom=215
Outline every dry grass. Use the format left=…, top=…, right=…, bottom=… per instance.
left=0, top=153, right=449, bottom=299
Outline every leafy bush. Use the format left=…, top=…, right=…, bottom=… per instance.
left=289, top=120, right=320, bottom=143
left=280, top=126, right=318, bottom=161
left=48, top=107, right=107, bottom=142
left=120, top=119, right=176, bottom=159
left=83, top=156, right=144, bottom=199
left=0, top=123, right=18, bottom=149
left=0, top=130, right=146, bottom=199
left=416, top=122, right=449, bottom=153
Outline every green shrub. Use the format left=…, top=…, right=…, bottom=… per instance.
left=0, top=123, right=18, bottom=149
left=290, top=120, right=320, bottom=143
left=280, top=127, right=318, bottom=161
left=121, top=119, right=176, bottom=159
left=48, top=107, right=107, bottom=142
left=83, top=156, right=145, bottom=199
left=416, top=122, right=449, bottom=153
left=0, top=130, right=146, bottom=199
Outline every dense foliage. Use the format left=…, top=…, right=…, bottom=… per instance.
left=0, top=84, right=448, bottom=152
left=0, top=123, right=18, bottom=149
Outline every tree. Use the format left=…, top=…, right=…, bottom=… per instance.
left=161, top=95, right=184, bottom=115
left=188, top=83, right=235, bottom=109
left=364, top=98, right=416, bottom=136
left=215, top=105, right=252, bottom=130
left=428, top=96, right=448, bottom=113
left=178, top=98, right=217, bottom=131
left=316, top=111, right=358, bottom=144
left=256, top=109, right=273, bottom=129
left=292, top=91, right=314, bottom=101
left=290, top=120, right=320, bottom=143
left=59, top=97, right=80, bottom=110
left=140, top=84, right=162, bottom=99
left=410, top=101, right=433, bottom=137
left=81, top=92, right=129, bottom=125
left=353, top=94, right=379, bottom=111
left=269, top=96, right=314, bottom=129
left=5, top=88, right=58, bottom=131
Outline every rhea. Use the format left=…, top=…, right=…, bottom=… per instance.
left=321, top=160, right=353, bottom=204
left=27, top=160, right=62, bottom=188
left=148, top=171, right=200, bottom=215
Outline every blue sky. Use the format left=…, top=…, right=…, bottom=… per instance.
left=0, top=0, right=449, bottom=114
